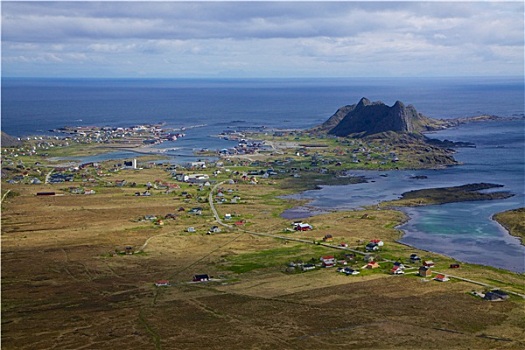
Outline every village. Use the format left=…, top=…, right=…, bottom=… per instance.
left=2, top=129, right=524, bottom=350
left=3, top=145, right=517, bottom=304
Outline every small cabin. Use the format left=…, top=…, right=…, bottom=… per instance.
left=192, top=274, right=210, bottom=282
left=434, top=274, right=449, bottom=282
left=423, top=260, right=435, bottom=267
left=419, top=266, right=432, bottom=277
left=155, top=280, right=170, bottom=287
left=322, top=234, right=333, bottom=241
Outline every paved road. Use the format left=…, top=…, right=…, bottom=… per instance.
left=45, top=169, right=54, bottom=184
left=1, top=189, right=12, bottom=203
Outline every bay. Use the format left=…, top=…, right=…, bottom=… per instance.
left=1, top=77, right=524, bottom=272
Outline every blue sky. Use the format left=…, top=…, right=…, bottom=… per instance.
left=2, top=1, right=524, bottom=78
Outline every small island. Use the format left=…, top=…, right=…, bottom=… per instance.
left=379, top=183, right=515, bottom=207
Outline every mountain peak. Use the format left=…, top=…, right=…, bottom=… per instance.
left=322, top=98, right=435, bottom=137
left=357, top=97, right=371, bottom=106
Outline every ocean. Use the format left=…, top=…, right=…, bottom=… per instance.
left=2, top=77, right=524, bottom=272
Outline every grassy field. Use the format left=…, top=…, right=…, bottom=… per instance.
left=493, top=208, right=525, bottom=244
left=2, top=157, right=525, bottom=350
left=2, top=138, right=524, bottom=349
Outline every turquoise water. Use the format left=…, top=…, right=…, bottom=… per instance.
left=2, top=77, right=524, bottom=272
left=283, top=120, right=525, bottom=272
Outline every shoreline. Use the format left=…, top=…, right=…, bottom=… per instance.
left=3, top=120, right=523, bottom=273
left=492, top=208, right=525, bottom=246
left=279, top=178, right=524, bottom=272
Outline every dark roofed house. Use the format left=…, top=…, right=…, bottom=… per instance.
left=419, top=266, right=432, bottom=277
left=322, top=234, right=333, bottom=242
left=365, top=242, right=379, bottom=251
left=192, top=274, right=210, bottom=282
left=491, top=290, right=509, bottom=300
left=410, top=253, right=421, bottom=262
left=484, top=292, right=504, bottom=301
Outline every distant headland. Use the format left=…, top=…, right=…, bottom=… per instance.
left=312, top=97, right=510, bottom=138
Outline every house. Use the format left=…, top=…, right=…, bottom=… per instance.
left=185, top=173, right=209, bottom=183
left=189, top=161, right=207, bottom=169
left=363, top=254, right=375, bottom=262
left=224, top=213, right=232, bottom=220
left=294, top=223, right=313, bottom=231
left=449, top=263, right=460, bottom=268
left=410, top=253, right=421, bottom=262
left=370, top=239, right=384, bottom=247
left=155, top=280, right=170, bottom=287
left=391, top=263, right=405, bottom=274
left=338, top=267, right=359, bottom=275
left=345, top=253, right=356, bottom=261
left=187, top=227, right=196, bottom=232
left=343, top=268, right=360, bottom=276
left=209, top=226, right=221, bottom=233
left=365, top=242, right=379, bottom=252
left=301, top=263, right=316, bottom=271
left=484, top=292, right=505, bottom=301
left=423, top=260, right=435, bottom=267
left=363, top=261, right=380, bottom=269
left=322, top=234, right=333, bottom=242
left=391, top=266, right=405, bottom=275
left=188, top=207, right=203, bottom=215
left=419, top=266, right=432, bottom=277
left=393, top=261, right=405, bottom=269
left=320, top=256, right=336, bottom=268
left=434, top=274, right=449, bottom=282
left=491, top=290, right=510, bottom=300
left=192, top=274, right=210, bottom=282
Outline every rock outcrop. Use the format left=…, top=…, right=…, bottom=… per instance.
left=1, top=132, right=22, bottom=147
left=316, top=98, right=441, bottom=137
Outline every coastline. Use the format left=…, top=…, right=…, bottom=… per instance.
left=492, top=208, right=525, bottom=246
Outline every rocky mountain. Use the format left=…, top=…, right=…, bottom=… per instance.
left=1, top=132, right=22, bottom=147
left=315, top=97, right=443, bottom=137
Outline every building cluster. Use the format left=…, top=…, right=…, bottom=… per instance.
left=51, top=124, right=185, bottom=146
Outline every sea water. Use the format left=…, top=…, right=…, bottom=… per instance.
left=2, top=77, right=524, bottom=271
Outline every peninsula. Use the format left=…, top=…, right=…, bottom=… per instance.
left=2, top=104, right=523, bottom=350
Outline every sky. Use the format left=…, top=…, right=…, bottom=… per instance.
left=1, top=1, right=524, bottom=78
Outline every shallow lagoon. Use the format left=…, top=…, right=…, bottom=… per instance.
left=283, top=120, right=525, bottom=272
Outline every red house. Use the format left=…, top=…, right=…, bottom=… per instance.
left=320, top=256, right=335, bottom=268
left=155, top=280, right=170, bottom=287
left=434, top=274, right=449, bottom=282
left=294, top=223, right=312, bottom=231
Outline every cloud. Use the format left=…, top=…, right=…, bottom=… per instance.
left=2, top=1, right=523, bottom=78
